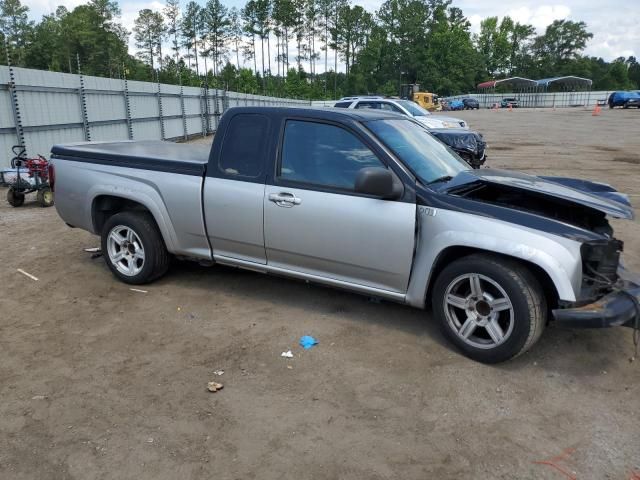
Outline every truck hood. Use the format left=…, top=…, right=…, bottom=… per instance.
left=445, top=169, right=634, bottom=220
left=415, top=115, right=468, bottom=129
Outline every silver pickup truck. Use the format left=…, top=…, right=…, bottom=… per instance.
left=50, top=107, right=640, bottom=363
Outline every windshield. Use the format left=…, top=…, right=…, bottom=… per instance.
left=396, top=100, right=430, bottom=117
left=366, top=119, right=470, bottom=185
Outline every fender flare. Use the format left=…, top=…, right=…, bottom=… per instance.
left=87, top=184, right=179, bottom=253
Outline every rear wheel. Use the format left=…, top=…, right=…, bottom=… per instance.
left=7, top=188, right=25, bottom=207
left=101, top=211, right=170, bottom=284
left=36, top=187, right=54, bottom=207
left=432, top=254, right=546, bottom=363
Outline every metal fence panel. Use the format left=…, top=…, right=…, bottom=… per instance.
left=0, top=65, right=310, bottom=168
left=442, top=91, right=613, bottom=109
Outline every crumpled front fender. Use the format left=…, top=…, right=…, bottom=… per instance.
left=405, top=207, right=584, bottom=308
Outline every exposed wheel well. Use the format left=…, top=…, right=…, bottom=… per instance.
left=425, top=246, right=559, bottom=311
left=92, top=195, right=155, bottom=235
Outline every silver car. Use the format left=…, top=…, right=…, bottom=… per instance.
left=334, top=96, right=469, bottom=129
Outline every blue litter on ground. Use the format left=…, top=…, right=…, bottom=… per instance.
left=299, top=335, right=318, bottom=349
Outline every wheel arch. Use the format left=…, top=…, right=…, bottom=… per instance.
left=422, top=246, right=560, bottom=311
left=90, top=193, right=178, bottom=252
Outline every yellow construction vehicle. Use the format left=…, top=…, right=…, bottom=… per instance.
left=400, top=84, right=440, bottom=111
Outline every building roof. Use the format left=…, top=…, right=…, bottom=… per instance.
left=477, top=77, right=537, bottom=89
left=535, top=76, right=593, bottom=88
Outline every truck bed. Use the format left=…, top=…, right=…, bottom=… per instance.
left=51, top=140, right=210, bottom=176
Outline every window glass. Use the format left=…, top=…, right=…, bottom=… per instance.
left=395, top=100, right=430, bottom=116
left=366, top=119, right=469, bottom=184
left=334, top=102, right=352, bottom=108
left=379, top=102, right=403, bottom=113
left=280, top=120, right=384, bottom=189
left=355, top=102, right=379, bottom=110
left=219, top=114, right=268, bottom=177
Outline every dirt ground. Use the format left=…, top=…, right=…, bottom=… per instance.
left=1, top=107, right=639, bottom=480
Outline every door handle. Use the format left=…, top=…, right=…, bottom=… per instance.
left=268, top=192, right=302, bottom=207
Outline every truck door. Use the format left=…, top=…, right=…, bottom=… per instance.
left=263, top=119, right=416, bottom=294
left=203, top=112, right=272, bottom=264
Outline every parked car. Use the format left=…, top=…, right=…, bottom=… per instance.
left=608, top=91, right=640, bottom=109
left=334, top=97, right=485, bottom=167
left=50, top=107, right=639, bottom=364
left=462, top=98, right=480, bottom=110
left=334, top=96, right=469, bottom=129
left=447, top=100, right=465, bottom=111
left=500, top=98, right=520, bottom=108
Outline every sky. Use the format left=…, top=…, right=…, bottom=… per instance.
left=21, top=0, right=640, bottom=72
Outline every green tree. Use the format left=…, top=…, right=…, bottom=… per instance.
left=335, top=5, right=372, bottom=77
left=203, top=0, right=230, bottom=77
left=531, top=19, right=593, bottom=75
left=181, top=1, right=202, bottom=74
left=133, top=9, right=165, bottom=71
left=164, top=0, right=181, bottom=66
left=627, top=56, right=640, bottom=89
left=242, top=0, right=258, bottom=74
left=229, top=7, right=243, bottom=69
left=0, top=0, right=32, bottom=65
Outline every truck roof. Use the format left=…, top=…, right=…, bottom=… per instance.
left=225, top=106, right=402, bottom=122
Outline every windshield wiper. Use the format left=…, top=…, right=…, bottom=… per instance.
left=426, top=175, right=453, bottom=185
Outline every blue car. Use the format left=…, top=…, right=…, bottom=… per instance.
left=608, top=91, right=640, bottom=109
left=448, top=100, right=465, bottom=111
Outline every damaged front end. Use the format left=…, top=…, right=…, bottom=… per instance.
left=429, top=129, right=487, bottom=169
left=443, top=169, right=640, bottom=329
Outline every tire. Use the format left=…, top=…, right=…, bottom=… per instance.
left=431, top=253, right=546, bottom=363
left=623, top=102, right=629, bottom=109
left=7, top=187, right=25, bottom=207
left=101, top=211, right=170, bottom=285
left=36, top=187, right=54, bottom=207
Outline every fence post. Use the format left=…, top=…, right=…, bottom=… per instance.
left=123, top=67, right=134, bottom=140
left=199, top=83, right=206, bottom=136
left=180, top=85, right=188, bottom=141
left=77, top=54, right=91, bottom=142
left=202, top=83, right=211, bottom=135
left=213, top=88, right=219, bottom=131
left=223, top=89, right=229, bottom=114
left=5, top=42, right=25, bottom=151
left=156, top=72, right=165, bottom=141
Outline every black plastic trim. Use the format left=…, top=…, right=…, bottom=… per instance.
left=51, top=153, right=205, bottom=176
left=553, top=285, right=640, bottom=328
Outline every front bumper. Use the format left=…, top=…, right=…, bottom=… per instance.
left=552, top=268, right=640, bottom=328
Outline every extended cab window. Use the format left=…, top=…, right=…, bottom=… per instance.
left=279, top=120, right=384, bottom=190
left=219, top=114, right=269, bottom=177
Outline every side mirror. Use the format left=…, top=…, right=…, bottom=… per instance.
left=355, top=167, right=399, bottom=199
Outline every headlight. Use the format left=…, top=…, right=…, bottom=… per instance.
left=441, top=121, right=454, bottom=128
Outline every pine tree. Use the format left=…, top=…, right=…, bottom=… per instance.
left=164, top=0, right=181, bottom=66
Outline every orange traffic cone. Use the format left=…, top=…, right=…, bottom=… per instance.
left=592, top=104, right=601, bottom=116
left=508, top=103, right=513, bottom=112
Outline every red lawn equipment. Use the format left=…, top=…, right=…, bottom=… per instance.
left=0, top=145, right=54, bottom=207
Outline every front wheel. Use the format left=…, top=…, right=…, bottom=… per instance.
left=101, top=211, right=170, bottom=284
left=37, top=187, right=54, bottom=207
left=432, top=254, right=546, bottom=363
